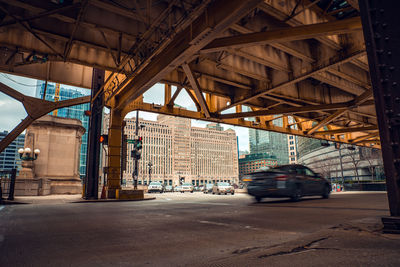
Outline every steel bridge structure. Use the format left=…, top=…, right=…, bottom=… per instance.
left=0, top=0, right=398, bottom=218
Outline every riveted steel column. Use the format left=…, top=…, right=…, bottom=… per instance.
left=106, top=108, right=122, bottom=198
left=164, top=84, right=171, bottom=106
left=360, top=0, right=400, bottom=217
left=85, top=68, right=105, bottom=199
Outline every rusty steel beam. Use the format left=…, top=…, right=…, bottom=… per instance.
left=109, top=0, right=263, bottom=111
left=351, top=132, right=379, bottom=144
left=307, top=109, right=348, bottom=135
left=182, top=63, right=211, bottom=117
left=164, top=84, right=171, bottom=106
left=313, top=126, right=378, bottom=135
left=184, top=88, right=202, bottom=112
left=202, top=17, right=362, bottom=53
left=167, top=86, right=183, bottom=106
left=218, top=102, right=353, bottom=120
